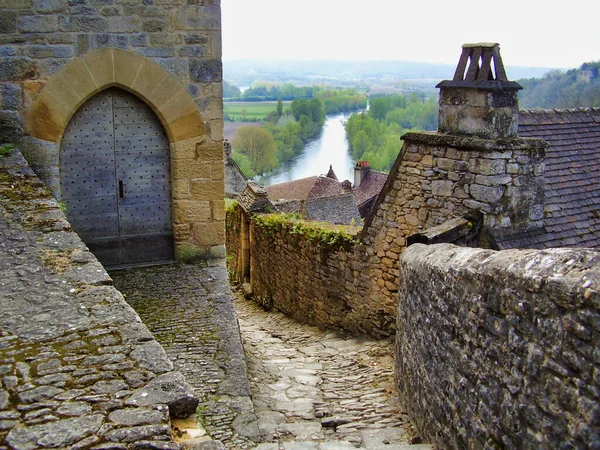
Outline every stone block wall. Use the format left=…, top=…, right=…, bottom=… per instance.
left=0, top=148, right=198, bottom=447
left=0, top=0, right=225, bottom=254
left=397, top=243, right=600, bottom=449
left=226, top=205, right=397, bottom=336
left=360, top=131, right=547, bottom=325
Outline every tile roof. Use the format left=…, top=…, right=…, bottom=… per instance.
left=265, top=175, right=344, bottom=202
left=305, top=193, right=362, bottom=225
left=265, top=176, right=320, bottom=202
left=353, top=170, right=388, bottom=208
left=498, top=108, right=600, bottom=249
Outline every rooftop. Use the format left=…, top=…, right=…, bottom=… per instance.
left=495, top=108, right=600, bottom=249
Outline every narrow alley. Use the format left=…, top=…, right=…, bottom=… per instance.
left=111, top=262, right=432, bottom=450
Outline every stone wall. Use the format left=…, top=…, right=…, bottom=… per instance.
left=0, top=0, right=224, bottom=254
left=0, top=148, right=199, bottom=448
left=226, top=204, right=398, bottom=336
left=397, top=243, right=600, bottom=449
left=359, top=132, right=547, bottom=329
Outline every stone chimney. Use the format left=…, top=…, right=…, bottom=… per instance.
left=388, top=43, right=548, bottom=234
left=223, top=139, right=232, bottom=161
left=354, top=161, right=370, bottom=187
left=436, top=43, right=522, bottom=139
left=237, top=182, right=275, bottom=213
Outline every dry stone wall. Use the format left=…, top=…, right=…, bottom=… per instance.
left=0, top=149, right=199, bottom=448
left=397, top=243, right=600, bottom=449
left=226, top=205, right=398, bottom=336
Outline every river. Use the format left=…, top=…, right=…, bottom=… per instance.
left=256, top=112, right=357, bottom=186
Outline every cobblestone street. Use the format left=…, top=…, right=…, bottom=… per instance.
left=112, top=261, right=432, bottom=450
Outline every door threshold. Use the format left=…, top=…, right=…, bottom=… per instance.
left=105, top=259, right=175, bottom=271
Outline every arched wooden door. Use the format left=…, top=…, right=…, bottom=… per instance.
left=60, top=88, right=173, bottom=267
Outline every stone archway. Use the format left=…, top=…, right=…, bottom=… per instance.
left=24, top=48, right=226, bottom=263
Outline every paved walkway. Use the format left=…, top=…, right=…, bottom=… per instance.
left=235, top=294, right=431, bottom=450
left=111, top=262, right=258, bottom=450
left=112, top=261, right=432, bottom=450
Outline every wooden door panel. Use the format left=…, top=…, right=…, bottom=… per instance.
left=60, top=88, right=173, bottom=267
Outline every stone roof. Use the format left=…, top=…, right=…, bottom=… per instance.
left=496, top=108, right=600, bottom=249
left=305, top=193, right=362, bottom=225
left=265, top=175, right=343, bottom=202
left=353, top=170, right=388, bottom=208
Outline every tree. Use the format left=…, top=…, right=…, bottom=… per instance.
left=232, top=127, right=278, bottom=175
left=276, top=97, right=283, bottom=117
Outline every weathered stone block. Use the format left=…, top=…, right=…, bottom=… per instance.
left=141, top=17, right=166, bottom=32
left=35, top=0, right=67, bottom=13
left=173, top=200, right=212, bottom=224
left=190, top=179, right=223, bottom=200
left=172, top=5, right=220, bottom=31
left=0, top=0, right=33, bottom=8
left=28, top=45, right=73, bottom=59
left=474, top=174, right=512, bottom=186
left=149, top=33, right=183, bottom=47
left=0, top=83, right=23, bottom=110
left=91, top=33, right=129, bottom=50
left=154, top=57, right=189, bottom=83
left=431, top=180, right=455, bottom=197
left=0, top=11, right=18, bottom=33
left=0, top=57, right=39, bottom=81
left=168, top=110, right=206, bottom=142
left=470, top=184, right=504, bottom=204
left=130, top=33, right=147, bottom=47
left=193, top=221, right=225, bottom=247
left=189, top=58, right=221, bottom=83
left=58, top=15, right=108, bottom=32
left=18, top=15, right=58, bottom=32
left=108, top=15, right=140, bottom=33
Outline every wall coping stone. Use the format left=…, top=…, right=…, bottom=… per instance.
left=402, top=131, right=549, bottom=152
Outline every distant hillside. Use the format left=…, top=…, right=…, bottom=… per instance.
left=518, top=61, right=600, bottom=108
left=224, top=59, right=556, bottom=90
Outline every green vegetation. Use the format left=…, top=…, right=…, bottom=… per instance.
left=0, top=143, right=14, bottom=158
left=252, top=213, right=359, bottom=252
left=224, top=86, right=367, bottom=123
left=223, top=80, right=241, bottom=99
left=233, top=83, right=321, bottom=101
left=231, top=96, right=329, bottom=177
left=518, top=61, right=600, bottom=108
left=345, top=93, right=438, bottom=171
left=224, top=101, right=290, bottom=122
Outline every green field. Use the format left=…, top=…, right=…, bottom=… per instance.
left=223, top=101, right=291, bottom=121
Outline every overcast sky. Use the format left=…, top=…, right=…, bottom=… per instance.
left=221, top=0, right=599, bottom=69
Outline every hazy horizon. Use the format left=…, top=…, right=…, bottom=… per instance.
left=222, top=0, right=599, bottom=69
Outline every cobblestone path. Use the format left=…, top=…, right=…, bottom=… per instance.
left=111, top=261, right=432, bottom=450
left=234, top=295, right=433, bottom=450
left=111, top=262, right=259, bottom=449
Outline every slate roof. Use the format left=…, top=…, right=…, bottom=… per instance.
left=497, top=108, right=600, bottom=249
left=264, top=166, right=387, bottom=224
left=265, top=175, right=344, bottom=202
left=305, top=193, right=362, bottom=225
left=353, top=170, right=388, bottom=209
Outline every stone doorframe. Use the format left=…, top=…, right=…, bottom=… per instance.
left=24, top=48, right=225, bottom=258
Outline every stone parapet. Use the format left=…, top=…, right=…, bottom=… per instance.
left=0, top=149, right=198, bottom=448
left=397, top=243, right=600, bottom=449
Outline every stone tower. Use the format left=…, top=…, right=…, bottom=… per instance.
left=0, top=1, right=225, bottom=265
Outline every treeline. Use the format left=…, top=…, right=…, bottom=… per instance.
left=226, top=81, right=367, bottom=112
left=518, top=61, right=600, bottom=109
left=232, top=98, right=327, bottom=177
left=345, top=93, right=438, bottom=172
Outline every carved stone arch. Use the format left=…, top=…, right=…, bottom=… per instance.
left=24, top=48, right=226, bottom=262
left=26, top=48, right=205, bottom=145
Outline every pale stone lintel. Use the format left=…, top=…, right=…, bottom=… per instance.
left=402, top=131, right=548, bottom=153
